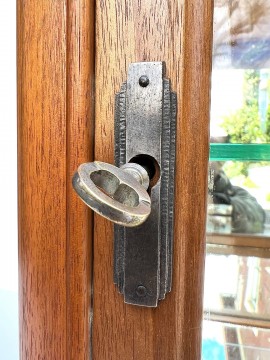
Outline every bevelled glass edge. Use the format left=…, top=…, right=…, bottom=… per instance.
left=210, top=144, right=270, bottom=161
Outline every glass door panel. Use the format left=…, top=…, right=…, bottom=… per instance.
left=204, top=1, right=270, bottom=358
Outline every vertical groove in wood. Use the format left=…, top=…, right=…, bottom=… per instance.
left=66, top=0, right=95, bottom=359
left=18, top=1, right=95, bottom=359
left=94, top=0, right=213, bottom=359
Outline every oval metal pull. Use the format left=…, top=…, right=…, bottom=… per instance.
left=72, top=161, right=151, bottom=227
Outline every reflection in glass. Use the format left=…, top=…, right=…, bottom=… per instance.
left=204, top=1, right=270, bottom=358
left=208, top=161, right=269, bottom=235
left=210, top=69, right=270, bottom=144
left=202, top=321, right=270, bottom=360
left=213, top=0, right=270, bottom=69
left=204, top=253, right=270, bottom=319
left=211, top=0, right=270, bottom=143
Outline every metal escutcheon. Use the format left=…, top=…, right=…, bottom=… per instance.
left=72, top=61, right=177, bottom=308
left=72, top=161, right=151, bottom=227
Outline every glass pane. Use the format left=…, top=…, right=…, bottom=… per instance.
left=204, top=253, right=270, bottom=319
left=202, top=320, right=270, bottom=360
left=211, top=1, right=270, bottom=144
left=205, top=2, right=270, bottom=358
left=207, top=161, right=269, bottom=235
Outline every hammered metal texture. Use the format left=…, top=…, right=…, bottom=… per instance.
left=114, top=62, right=177, bottom=307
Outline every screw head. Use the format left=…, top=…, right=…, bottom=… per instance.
left=139, top=75, right=149, bottom=87
left=136, top=285, right=147, bottom=297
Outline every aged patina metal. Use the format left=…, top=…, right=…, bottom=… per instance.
left=72, top=61, right=177, bottom=307
left=114, top=61, right=177, bottom=306
left=72, top=161, right=151, bottom=227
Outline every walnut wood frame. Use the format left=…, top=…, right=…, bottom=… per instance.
left=18, top=1, right=213, bottom=359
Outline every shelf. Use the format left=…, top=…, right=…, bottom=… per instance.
left=204, top=310, right=270, bottom=329
left=206, top=233, right=270, bottom=258
left=209, top=143, right=270, bottom=161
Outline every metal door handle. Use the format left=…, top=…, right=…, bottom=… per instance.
left=72, top=161, right=151, bottom=227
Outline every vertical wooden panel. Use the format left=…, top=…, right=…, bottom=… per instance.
left=94, top=1, right=213, bottom=359
left=17, top=1, right=95, bottom=359
left=17, top=2, right=67, bottom=358
left=66, top=1, right=95, bottom=359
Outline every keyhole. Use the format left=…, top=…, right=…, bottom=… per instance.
left=129, top=154, right=160, bottom=188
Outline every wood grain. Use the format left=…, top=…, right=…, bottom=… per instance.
left=94, top=1, right=213, bottom=359
left=66, top=1, right=95, bottom=359
left=17, top=1, right=95, bottom=359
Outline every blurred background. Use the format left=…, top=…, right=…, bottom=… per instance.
left=203, top=1, right=270, bottom=359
